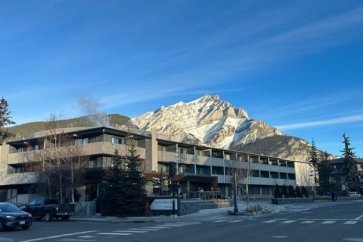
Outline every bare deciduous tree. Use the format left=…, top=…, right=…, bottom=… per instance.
left=31, top=114, right=88, bottom=203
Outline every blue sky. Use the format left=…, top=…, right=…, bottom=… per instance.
left=1, top=0, right=363, bottom=157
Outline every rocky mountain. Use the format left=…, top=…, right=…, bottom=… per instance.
left=232, top=135, right=313, bottom=162
left=131, top=95, right=315, bottom=161
left=132, top=95, right=282, bottom=149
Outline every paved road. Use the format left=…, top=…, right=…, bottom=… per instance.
left=2, top=200, right=363, bottom=242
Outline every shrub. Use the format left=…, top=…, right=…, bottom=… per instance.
left=273, top=184, right=282, bottom=198
left=295, top=186, right=303, bottom=198
left=288, top=185, right=296, bottom=198
left=245, top=204, right=262, bottom=214
left=301, top=186, right=309, bottom=197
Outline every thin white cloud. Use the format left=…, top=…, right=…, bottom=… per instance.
left=214, top=6, right=363, bottom=73
left=252, top=88, right=363, bottom=119
left=277, top=114, right=363, bottom=131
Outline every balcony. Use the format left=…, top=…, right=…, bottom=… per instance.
left=7, top=142, right=146, bottom=165
left=195, top=156, right=224, bottom=166
left=158, top=151, right=176, bottom=162
left=5, top=172, right=39, bottom=185
left=178, top=153, right=194, bottom=164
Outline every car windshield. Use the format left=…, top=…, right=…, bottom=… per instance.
left=0, top=203, right=21, bottom=213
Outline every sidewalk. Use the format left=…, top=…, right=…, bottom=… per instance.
left=70, top=199, right=363, bottom=223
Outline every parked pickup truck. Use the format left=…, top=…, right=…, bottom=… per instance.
left=21, top=197, right=74, bottom=221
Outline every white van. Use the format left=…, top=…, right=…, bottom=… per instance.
left=348, top=191, right=361, bottom=197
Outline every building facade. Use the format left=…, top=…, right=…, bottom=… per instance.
left=318, top=158, right=363, bottom=194
left=0, top=126, right=297, bottom=204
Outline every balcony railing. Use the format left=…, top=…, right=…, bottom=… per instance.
left=7, top=142, right=146, bottom=165
left=5, top=172, right=39, bottom=185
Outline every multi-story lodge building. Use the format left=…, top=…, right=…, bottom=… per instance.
left=320, top=158, right=363, bottom=193
left=0, top=126, right=297, bottom=204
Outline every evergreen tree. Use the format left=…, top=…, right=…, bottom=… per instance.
left=98, top=143, right=147, bottom=216
left=341, top=133, right=360, bottom=192
left=122, top=143, right=147, bottom=216
left=309, top=139, right=319, bottom=195
left=288, top=185, right=296, bottom=198
left=98, top=149, right=128, bottom=216
left=273, top=184, right=282, bottom=198
left=0, top=97, right=15, bottom=144
left=281, top=185, right=288, bottom=198
left=301, top=186, right=309, bottom=197
left=318, top=159, right=333, bottom=195
left=295, top=186, right=303, bottom=198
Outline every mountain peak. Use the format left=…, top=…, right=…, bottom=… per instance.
left=195, top=94, right=221, bottom=103
left=132, top=95, right=280, bottom=149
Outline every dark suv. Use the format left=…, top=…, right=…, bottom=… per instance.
left=0, top=202, right=32, bottom=230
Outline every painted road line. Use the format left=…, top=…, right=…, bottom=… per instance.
left=229, top=220, right=244, bottom=223
left=98, top=232, right=131, bottom=236
left=343, top=238, right=363, bottom=241
left=137, top=228, right=161, bottom=231
left=114, top=230, right=148, bottom=233
left=354, top=214, right=363, bottom=220
left=344, top=221, right=359, bottom=225
left=263, top=220, right=276, bottom=223
left=19, top=231, right=99, bottom=242
left=143, top=226, right=172, bottom=229
left=272, top=235, right=288, bottom=239
left=322, top=221, right=336, bottom=224
left=301, top=221, right=314, bottom=224
left=282, top=220, right=295, bottom=224
left=59, top=239, right=96, bottom=242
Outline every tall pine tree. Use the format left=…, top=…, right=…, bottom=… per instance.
left=98, top=143, right=146, bottom=216
left=341, top=133, right=360, bottom=192
left=122, top=143, right=147, bottom=216
left=309, top=139, right=319, bottom=195
left=98, top=149, right=128, bottom=216
left=318, top=158, right=333, bottom=195
left=0, top=97, right=15, bottom=144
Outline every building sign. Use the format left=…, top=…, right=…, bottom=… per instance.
left=150, top=198, right=178, bottom=210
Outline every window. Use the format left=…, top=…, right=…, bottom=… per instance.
left=89, top=157, right=104, bottom=168
left=279, top=161, right=286, bottom=167
left=212, top=166, right=224, bottom=175
left=44, top=199, right=59, bottom=205
left=271, top=172, right=279, bottom=179
left=112, top=137, right=123, bottom=144
left=260, top=171, right=269, bottom=178
left=75, top=138, right=89, bottom=145
left=29, top=198, right=44, bottom=206
left=262, top=187, right=270, bottom=195
left=252, top=170, right=260, bottom=177
left=224, top=153, right=231, bottom=160
left=280, top=173, right=287, bottom=179
left=288, top=173, right=296, bottom=180
left=196, top=165, right=211, bottom=175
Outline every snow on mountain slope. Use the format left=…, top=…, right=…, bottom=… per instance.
left=132, top=95, right=282, bottom=149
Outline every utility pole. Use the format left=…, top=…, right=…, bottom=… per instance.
left=168, top=162, right=176, bottom=216
left=233, top=171, right=238, bottom=214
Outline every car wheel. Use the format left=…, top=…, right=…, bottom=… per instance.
left=62, top=216, right=70, bottom=221
left=22, top=226, right=30, bottom=230
left=0, top=222, right=3, bottom=231
left=43, top=212, right=52, bottom=222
